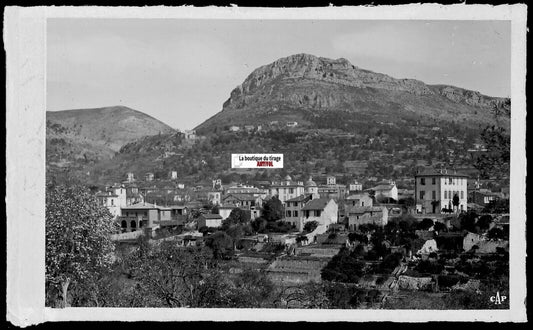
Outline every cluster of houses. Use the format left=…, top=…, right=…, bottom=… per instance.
left=227, top=121, right=299, bottom=132
left=96, top=166, right=509, bottom=240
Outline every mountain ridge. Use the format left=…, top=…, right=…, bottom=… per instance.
left=196, top=53, right=509, bottom=133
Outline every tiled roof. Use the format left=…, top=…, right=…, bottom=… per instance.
left=223, top=193, right=256, bottom=201
left=301, top=198, right=331, bottom=211
left=270, top=181, right=304, bottom=187
left=202, top=214, right=223, bottom=219
left=371, top=184, right=395, bottom=191
left=347, top=206, right=384, bottom=214
left=286, top=194, right=312, bottom=203
left=169, top=205, right=187, bottom=209
left=346, top=193, right=369, bottom=200
left=122, top=202, right=159, bottom=209
left=95, top=192, right=118, bottom=197
left=415, top=168, right=469, bottom=177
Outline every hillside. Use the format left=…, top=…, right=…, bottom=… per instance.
left=47, top=55, right=510, bottom=188
left=46, top=106, right=175, bottom=172
left=195, top=53, right=509, bottom=134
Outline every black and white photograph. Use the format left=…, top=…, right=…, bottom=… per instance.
left=5, top=4, right=527, bottom=324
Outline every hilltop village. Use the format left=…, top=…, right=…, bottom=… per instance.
left=91, top=160, right=509, bottom=308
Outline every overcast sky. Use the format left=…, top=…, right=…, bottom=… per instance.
left=47, top=19, right=511, bottom=130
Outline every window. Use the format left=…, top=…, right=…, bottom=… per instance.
left=444, top=191, right=447, bottom=199
left=305, top=210, right=310, bottom=218
left=294, top=211, right=298, bottom=217
left=111, top=199, right=114, bottom=206
left=316, top=210, right=322, bottom=217
left=449, top=177, right=453, bottom=184
left=353, top=201, right=356, bottom=206
left=461, top=191, right=464, bottom=199
left=419, top=191, right=425, bottom=199
left=362, top=201, right=365, bottom=207
left=432, top=191, right=436, bottom=199
left=432, top=178, right=436, bottom=185
left=420, top=178, right=426, bottom=185
left=289, top=188, right=294, bottom=194
left=287, top=210, right=291, bottom=217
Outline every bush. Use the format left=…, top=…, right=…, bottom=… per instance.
left=417, top=218, right=434, bottom=230
left=415, top=260, right=444, bottom=275
left=303, top=221, right=319, bottom=233
left=379, top=252, right=403, bottom=273
left=251, top=217, right=268, bottom=233
left=437, top=275, right=460, bottom=288
left=266, top=220, right=293, bottom=233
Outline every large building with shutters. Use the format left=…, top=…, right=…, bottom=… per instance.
left=414, top=168, right=468, bottom=214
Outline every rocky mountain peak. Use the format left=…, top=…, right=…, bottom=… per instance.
left=222, top=53, right=439, bottom=110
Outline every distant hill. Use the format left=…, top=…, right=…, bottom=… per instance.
left=46, top=55, right=510, bottom=188
left=195, top=53, right=509, bottom=134
left=46, top=106, right=175, bottom=171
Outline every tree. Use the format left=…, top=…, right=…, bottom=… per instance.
left=459, top=211, right=478, bottom=232
left=321, top=248, right=365, bottom=283
left=128, top=243, right=227, bottom=307
left=476, top=215, right=493, bottom=231
left=303, top=220, right=319, bottom=233
left=433, top=221, right=447, bottom=233
left=46, top=184, right=118, bottom=307
left=222, top=207, right=250, bottom=228
left=473, top=101, right=511, bottom=180
left=452, top=194, right=460, bottom=212
left=487, top=227, right=505, bottom=240
left=204, top=231, right=234, bottom=259
left=262, top=196, right=284, bottom=221
left=251, top=216, right=268, bottom=233
left=225, top=269, right=276, bottom=308
left=417, top=218, right=434, bottom=230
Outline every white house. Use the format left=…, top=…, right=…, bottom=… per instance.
left=415, top=167, right=468, bottom=214
left=369, top=181, right=398, bottom=201
left=299, top=198, right=338, bottom=232
left=197, top=214, right=223, bottom=228
left=348, top=180, right=363, bottom=192
left=96, top=184, right=128, bottom=218
left=269, top=175, right=305, bottom=203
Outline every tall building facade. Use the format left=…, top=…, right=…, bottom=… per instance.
left=415, top=168, right=468, bottom=214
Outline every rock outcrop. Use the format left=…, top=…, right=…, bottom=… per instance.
left=196, top=53, right=509, bottom=134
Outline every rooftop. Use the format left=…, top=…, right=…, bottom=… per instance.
left=370, top=184, right=395, bottom=191
left=347, top=206, right=384, bottom=214
left=223, top=193, right=257, bottom=201
left=201, top=214, right=223, bottom=219
left=415, top=168, right=469, bottom=178
left=301, top=198, right=332, bottom=211
left=286, top=194, right=313, bottom=203
left=122, top=202, right=159, bottom=210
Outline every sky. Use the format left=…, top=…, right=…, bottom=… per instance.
left=47, top=19, right=511, bottom=131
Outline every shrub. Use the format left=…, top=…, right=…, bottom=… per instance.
left=303, top=221, right=319, bottom=233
